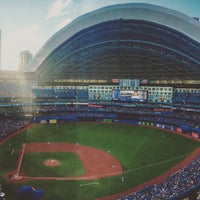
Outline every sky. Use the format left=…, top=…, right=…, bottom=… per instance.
left=0, top=0, right=200, bottom=71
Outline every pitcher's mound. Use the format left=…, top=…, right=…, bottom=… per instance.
left=44, top=159, right=60, bottom=167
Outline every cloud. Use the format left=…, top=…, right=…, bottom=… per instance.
left=45, top=0, right=74, bottom=20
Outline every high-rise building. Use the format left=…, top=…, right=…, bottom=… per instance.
left=18, top=50, right=32, bottom=71
left=0, top=29, right=1, bottom=69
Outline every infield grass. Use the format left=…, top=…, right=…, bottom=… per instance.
left=21, top=152, right=85, bottom=177
left=0, top=123, right=199, bottom=200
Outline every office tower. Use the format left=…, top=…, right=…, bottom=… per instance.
left=18, top=50, right=32, bottom=71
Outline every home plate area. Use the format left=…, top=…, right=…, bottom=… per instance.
left=6, top=142, right=123, bottom=182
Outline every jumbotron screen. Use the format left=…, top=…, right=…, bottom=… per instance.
left=112, top=89, right=147, bottom=102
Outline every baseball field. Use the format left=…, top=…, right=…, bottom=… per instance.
left=0, top=123, right=199, bottom=200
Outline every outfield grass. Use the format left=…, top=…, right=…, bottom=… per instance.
left=0, top=123, right=199, bottom=200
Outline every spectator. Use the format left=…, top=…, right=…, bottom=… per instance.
left=16, top=186, right=43, bottom=200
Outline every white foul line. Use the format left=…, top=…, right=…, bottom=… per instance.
left=80, top=182, right=99, bottom=187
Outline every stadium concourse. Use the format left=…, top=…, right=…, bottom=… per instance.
left=0, top=2, right=200, bottom=200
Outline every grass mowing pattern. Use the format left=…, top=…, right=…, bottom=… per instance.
left=0, top=123, right=199, bottom=200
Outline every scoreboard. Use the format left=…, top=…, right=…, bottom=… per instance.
left=112, top=89, right=147, bottom=102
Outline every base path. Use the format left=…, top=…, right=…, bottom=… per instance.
left=5, top=142, right=122, bottom=182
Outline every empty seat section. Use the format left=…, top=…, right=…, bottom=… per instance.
left=66, top=89, right=76, bottom=100
left=77, top=90, right=88, bottom=101
left=55, top=88, right=66, bottom=98
left=173, top=92, right=187, bottom=103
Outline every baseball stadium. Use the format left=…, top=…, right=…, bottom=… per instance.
left=0, top=3, right=200, bottom=200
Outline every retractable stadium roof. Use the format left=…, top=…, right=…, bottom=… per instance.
left=24, top=3, right=200, bottom=82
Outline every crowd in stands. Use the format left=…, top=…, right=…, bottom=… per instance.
left=31, top=103, right=200, bottom=127
left=0, top=118, right=30, bottom=141
left=197, top=191, right=200, bottom=200
left=115, top=154, right=200, bottom=200
left=0, top=184, right=5, bottom=200
left=0, top=106, right=24, bottom=115
left=0, top=103, right=199, bottom=136
left=139, top=114, right=200, bottom=128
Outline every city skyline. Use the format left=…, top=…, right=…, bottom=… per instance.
left=0, top=0, right=200, bottom=71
